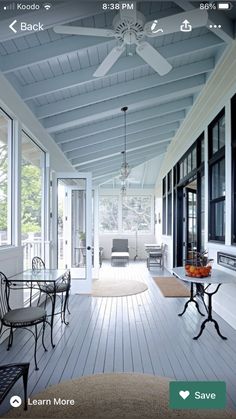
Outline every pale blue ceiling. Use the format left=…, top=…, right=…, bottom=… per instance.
left=0, top=0, right=235, bottom=187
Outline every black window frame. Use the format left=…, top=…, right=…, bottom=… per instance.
left=208, top=109, right=225, bottom=242
left=167, top=170, right=172, bottom=235
left=162, top=177, right=166, bottom=235
left=232, top=94, right=236, bottom=244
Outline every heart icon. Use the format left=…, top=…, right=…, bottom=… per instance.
left=179, top=390, right=190, bottom=400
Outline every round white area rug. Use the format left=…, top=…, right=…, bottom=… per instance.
left=92, top=279, right=148, bottom=297
left=4, top=373, right=236, bottom=418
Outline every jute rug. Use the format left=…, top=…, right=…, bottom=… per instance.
left=92, top=279, right=148, bottom=297
left=153, top=276, right=190, bottom=297
left=4, top=373, right=235, bottom=419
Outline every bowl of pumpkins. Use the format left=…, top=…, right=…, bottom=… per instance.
left=185, top=264, right=212, bottom=278
left=185, top=251, right=213, bottom=278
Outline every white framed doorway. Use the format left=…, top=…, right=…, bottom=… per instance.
left=52, top=172, right=93, bottom=293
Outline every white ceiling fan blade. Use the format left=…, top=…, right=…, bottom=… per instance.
left=93, top=45, right=126, bottom=77
left=53, top=25, right=114, bottom=37
left=136, top=42, right=172, bottom=76
left=144, top=9, right=208, bottom=37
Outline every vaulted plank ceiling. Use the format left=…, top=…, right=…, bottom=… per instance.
left=0, top=0, right=235, bottom=188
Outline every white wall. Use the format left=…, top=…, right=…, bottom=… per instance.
left=99, top=233, right=156, bottom=260
left=155, top=42, right=236, bottom=329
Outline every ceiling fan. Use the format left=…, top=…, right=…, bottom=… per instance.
left=54, top=5, right=208, bottom=77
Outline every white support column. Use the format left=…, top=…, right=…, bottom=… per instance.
left=93, top=187, right=100, bottom=279
left=225, top=99, right=232, bottom=245
left=13, top=120, right=22, bottom=249
left=44, top=153, right=51, bottom=267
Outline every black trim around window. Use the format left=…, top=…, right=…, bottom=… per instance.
left=232, top=94, right=236, bottom=244
left=162, top=177, right=166, bottom=235
left=208, top=109, right=225, bottom=242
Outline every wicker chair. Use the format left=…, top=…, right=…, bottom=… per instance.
left=0, top=272, right=47, bottom=370
left=32, top=257, right=71, bottom=324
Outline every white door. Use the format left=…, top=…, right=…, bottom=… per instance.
left=52, top=172, right=92, bottom=293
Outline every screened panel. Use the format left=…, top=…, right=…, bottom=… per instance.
left=0, top=111, right=12, bottom=246
left=99, top=196, right=119, bottom=232
left=122, top=195, right=151, bottom=232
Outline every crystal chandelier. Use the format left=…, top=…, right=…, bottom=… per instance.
left=119, top=106, right=130, bottom=182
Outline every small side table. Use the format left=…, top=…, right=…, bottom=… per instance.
left=0, top=363, right=29, bottom=410
left=172, top=267, right=236, bottom=340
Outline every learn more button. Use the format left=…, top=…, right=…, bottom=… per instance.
left=169, top=381, right=226, bottom=409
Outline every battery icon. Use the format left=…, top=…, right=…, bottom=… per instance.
left=218, top=3, right=231, bottom=9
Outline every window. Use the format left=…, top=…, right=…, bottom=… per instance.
left=208, top=110, right=225, bottom=242
left=162, top=177, right=166, bottom=235
left=122, top=196, right=151, bottom=232
left=209, top=112, right=225, bottom=157
left=178, top=145, right=197, bottom=182
left=0, top=110, right=12, bottom=246
left=232, top=94, right=236, bottom=243
left=167, top=171, right=172, bottom=235
left=21, top=132, right=46, bottom=269
left=99, top=196, right=119, bottom=232
left=99, top=194, right=153, bottom=233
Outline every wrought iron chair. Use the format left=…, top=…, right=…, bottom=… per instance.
left=32, top=257, right=71, bottom=324
left=0, top=272, right=47, bottom=370
left=0, top=363, right=29, bottom=410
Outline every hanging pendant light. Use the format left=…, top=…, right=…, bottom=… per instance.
left=119, top=106, right=130, bottom=183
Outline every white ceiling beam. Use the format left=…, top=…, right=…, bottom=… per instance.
left=55, top=97, right=193, bottom=145
left=20, top=32, right=221, bottom=100
left=174, top=0, right=234, bottom=43
left=0, top=1, right=104, bottom=42
left=71, top=134, right=172, bottom=167
left=62, top=110, right=185, bottom=153
left=44, top=75, right=205, bottom=133
left=78, top=144, right=168, bottom=169
left=36, top=59, right=213, bottom=119
left=81, top=148, right=167, bottom=176
left=1, top=7, right=181, bottom=74
left=65, top=123, right=179, bottom=160
left=79, top=152, right=159, bottom=172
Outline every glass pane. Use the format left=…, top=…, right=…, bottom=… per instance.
left=0, top=112, right=12, bottom=246
left=187, top=153, right=192, bottom=173
left=167, top=193, right=172, bottom=235
left=183, top=158, right=187, bottom=177
left=58, top=178, right=88, bottom=275
left=212, top=124, right=219, bottom=154
left=21, top=132, right=45, bottom=269
left=219, top=115, right=225, bottom=149
left=211, top=159, right=225, bottom=199
left=192, top=147, right=197, bottom=169
left=212, top=200, right=225, bottom=239
left=99, top=196, right=119, bottom=232
left=122, top=196, right=152, bottom=232
left=201, top=175, right=205, bottom=251
left=201, top=139, right=205, bottom=163
left=179, top=162, right=183, bottom=180
left=187, top=191, right=197, bottom=254
left=162, top=197, right=166, bottom=235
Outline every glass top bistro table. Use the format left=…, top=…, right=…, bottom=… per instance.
left=172, top=267, right=236, bottom=340
left=9, top=269, right=69, bottom=348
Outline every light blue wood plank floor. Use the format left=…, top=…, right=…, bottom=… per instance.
left=1, top=261, right=236, bottom=414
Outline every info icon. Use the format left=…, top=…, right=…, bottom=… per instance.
left=10, top=395, right=22, bottom=408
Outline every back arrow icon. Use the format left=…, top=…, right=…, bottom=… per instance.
left=9, top=20, right=17, bottom=33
